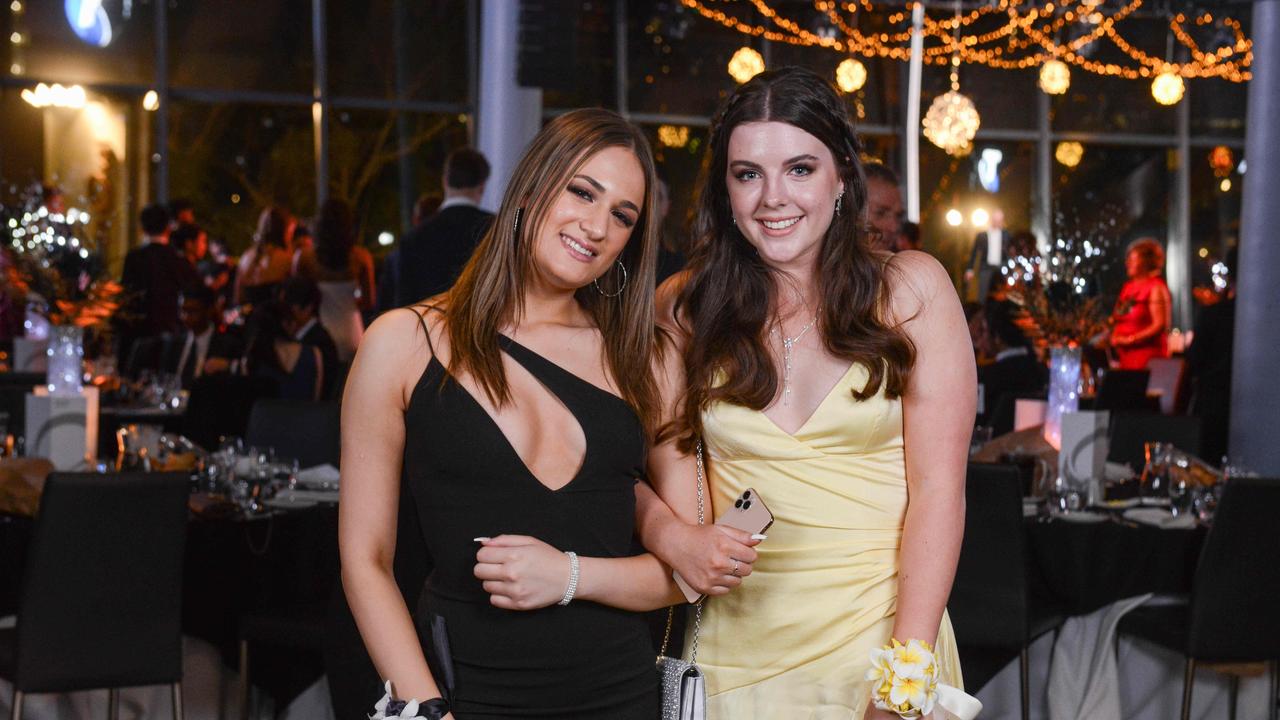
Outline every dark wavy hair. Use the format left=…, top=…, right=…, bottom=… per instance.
left=314, top=198, right=356, bottom=271
left=672, top=66, right=915, bottom=448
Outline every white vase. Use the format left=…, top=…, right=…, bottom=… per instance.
left=1044, top=346, right=1081, bottom=450
left=46, top=325, right=85, bottom=397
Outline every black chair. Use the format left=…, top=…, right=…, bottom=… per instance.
left=180, top=374, right=278, bottom=452
left=1107, top=413, right=1204, bottom=474
left=237, top=606, right=327, bottom=720
left=0, top=472, right=189, bottom=719
left=948, top=462, right=1065, bottom=720
left=0, top=374, right=44, bottom=389
left=1117, top=476, right=1280, bottom=720
left=244, top=399, right=341, bottom=468
left=1096, top=369, right=1159, bottom=413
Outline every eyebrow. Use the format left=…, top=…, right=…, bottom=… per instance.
left=729, top=154, right=820, bottom=169
left=574, top=174, right=640, bottom=214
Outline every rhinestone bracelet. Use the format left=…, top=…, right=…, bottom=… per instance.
left=558, top=551, right=580, bottom=606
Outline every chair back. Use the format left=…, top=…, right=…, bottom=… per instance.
left=13, top=471, right=189, bottom=693
left=948, top=463, right=1029, bottom=647
left=1187, top=476, right=1280, bottom=661
left=245, top=399, right=341, bottom=468
left=180, top=373, right=278, bottom=451
left=1096, top=369, right=1155, bottom=412
left=1106, top=413, right=1203, bottom=472
left=1145, top=357, right=1187, bottom=415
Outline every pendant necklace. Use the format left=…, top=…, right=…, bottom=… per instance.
left=770, top=316, right=816, bottom=405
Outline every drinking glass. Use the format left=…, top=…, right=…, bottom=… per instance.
left=1140, top=442, right=1172, bottom=504
left=969, top=425, right=994, bottom=456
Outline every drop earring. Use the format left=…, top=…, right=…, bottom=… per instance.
left=513, top=207, right=523, bottom=238
left=834, top=191, right=844, bottom=216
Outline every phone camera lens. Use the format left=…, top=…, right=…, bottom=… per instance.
left=743, top=490, right=752, bottom=499
left=743, top=500, right=752, bottom=509
left=734, top=499, right=744, bottom=508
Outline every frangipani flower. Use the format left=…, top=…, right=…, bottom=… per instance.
left=890, top=638, right=935, bottom=680
left=889, top=672, right=938, bottom=716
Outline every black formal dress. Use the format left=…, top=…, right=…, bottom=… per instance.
left=297, top=319, right=341, bottom=399
left=396, top=204, right=493, bottom=306
left=402, top=308, right=658, bottom=719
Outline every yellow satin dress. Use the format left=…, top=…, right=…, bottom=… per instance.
left=688, top=363, right=963, bottom=719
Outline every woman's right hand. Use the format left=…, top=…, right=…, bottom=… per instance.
left=660, top=520, right=762, bottom=596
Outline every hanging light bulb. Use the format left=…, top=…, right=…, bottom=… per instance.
left=1152, top=71, right=1185, bottom=105
left=835, top=58, right=867, bottom=93
left=1038, top=60, right=1071, bottom=95
left=142, top=90, right=159, bottom=112
left=727, top=46, right=764, bottom=84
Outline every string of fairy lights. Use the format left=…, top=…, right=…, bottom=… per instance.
left=686, top=0, right=1251, bottom=156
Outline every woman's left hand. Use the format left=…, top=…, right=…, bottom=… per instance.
left=863, top=703, right=900, bottom=720
left=474, top=535, right=571, bottom=611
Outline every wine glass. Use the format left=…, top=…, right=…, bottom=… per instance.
left=1140, top=442, right=1171, bottom=505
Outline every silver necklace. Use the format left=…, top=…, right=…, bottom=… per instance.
left=769, top=316, right=816, bottom=405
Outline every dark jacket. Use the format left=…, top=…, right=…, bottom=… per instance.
left=396, top=204, right=493, bottom=306
left=978, top=348, right=1048, bottom=435
left=298, top=320, right=341, bottom=399
left=120, top=242, right=202, bottom=336
left=126, top=328, right=244, bottom=386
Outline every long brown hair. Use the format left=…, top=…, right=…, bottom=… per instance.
left=446, top=109, right=663, bottom=435
left=673, top=66, right=915, bottom=448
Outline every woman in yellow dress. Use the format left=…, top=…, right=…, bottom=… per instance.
left=637, top=67, right=978, bottom=719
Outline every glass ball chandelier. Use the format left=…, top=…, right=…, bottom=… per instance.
left=835, top=57, right=867, bottom=93
left=1038, top=59, right=1071, bottom=95
left=727, top=46, right=764, bottom=84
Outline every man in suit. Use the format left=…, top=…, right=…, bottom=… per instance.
left=127, top=285, right=243, bottom=385
left=966, top=209, right=1007, bottom=302
left=118, top=204, right=201, bottom=363
left=281, top=276, right=341, bottom=398
left=396, top=148, right=494, bottom=305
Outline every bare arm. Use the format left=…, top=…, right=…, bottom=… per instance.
left=339, top=310, right=449, bottom=708
left=886, top=251, right=974, bottom=646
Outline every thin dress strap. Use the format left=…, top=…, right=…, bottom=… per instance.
left=407, top=303, right=445, bottom=357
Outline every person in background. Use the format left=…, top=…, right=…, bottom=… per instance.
left=128, top=285, right=244, bottom=385
left=1186, top=246, right=1236, bottom=461
left=863, top=160, right=905, bottom=252
left=1108, top=237, right=1171, bottom=370
left=245, top=299, right=323, bottom=401
left=652, top=176, right=686, bottom=285
left=168, top=198, right=196, bottom=228
left=281, top=276, right=341, bottom=399
left=378, top=194, right=443, bottom=316
left=205, top=237, right=237, bottom=308
left=976, top=299, right=1046, bottom=435
left=395, top=148, right=494, bottom=305
left=966, top=209, right=1007, bottom=302
left=119, top=204, right=201, bottom=362
left=295, top=199, right=375, bottom=362
left=235, top=205, right=295, bottom=309
left=170, top=223, right=207, bottom=273
left=291, top=223, right=315, bottom=273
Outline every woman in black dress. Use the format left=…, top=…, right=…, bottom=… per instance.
left=340, top=109, right=758, bottom=719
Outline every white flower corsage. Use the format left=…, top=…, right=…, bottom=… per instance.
left=866, top=638, right=939, bottom=718
left=865, top=638, right=983, bottom=720
left=369, top=681, right=431, bottom=719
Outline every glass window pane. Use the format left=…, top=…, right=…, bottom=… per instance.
left=1, top=85, right=147, bottom=277
left=168, top=0, right=313, bottom=93
left=530, top=0, right=615, bottom=110
left=641, top=122, right=707, bottom=250
left=628, top=0, right=742, bottom=117
left=1188, top=144, right=1240, bottom=286
left=328, top=0, right=469, bottom=103
left=1190, top=80, right=1246, bottom=138
left=919, top=140, right=1036, bottom=286
left=6, top=1, right=155, bottom=85
left=1051, top=144, right=1171, bottom=290
left=167, top=101, right=316, bottom=254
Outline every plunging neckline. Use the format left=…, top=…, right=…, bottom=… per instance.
left=758, top=362, right=858, bottom=438
left=425, top=334, right=632, bottom=493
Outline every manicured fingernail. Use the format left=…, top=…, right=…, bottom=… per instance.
left=750, top=534, right=768, bottom=540
left=473, top=537, right=491, bottom=542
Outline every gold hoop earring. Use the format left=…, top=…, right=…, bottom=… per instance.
left=593, top=260, right=628, bottom=298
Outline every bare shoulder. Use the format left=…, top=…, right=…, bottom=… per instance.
left=351, top=307, right=442, bottom=401
left=884, top=250, right=955, bottom=324
left=656, top=270, right=691, bottom=336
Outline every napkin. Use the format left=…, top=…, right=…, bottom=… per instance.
left=296, top=463, right=340, bottom=489
left=1122, top=506, right=1196, bottom=529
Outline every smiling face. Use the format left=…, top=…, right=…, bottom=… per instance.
left=726, top=121, right=844, bottom=273
left=865, top=177, right=904, bottom=251
left=529, top=145, right=646, bottom=293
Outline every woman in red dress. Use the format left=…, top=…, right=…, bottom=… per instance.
left=1110, top=237, right=1171, bottom=370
